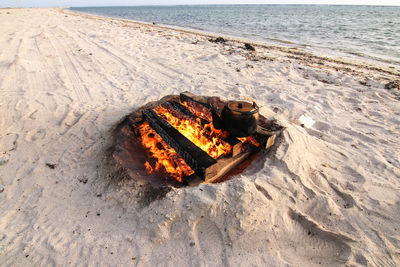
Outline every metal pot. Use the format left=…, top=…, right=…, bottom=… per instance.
left=211, top=100, right=259, bottom=137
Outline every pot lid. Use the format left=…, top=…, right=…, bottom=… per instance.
left=227, top=101, right=258, bottom=114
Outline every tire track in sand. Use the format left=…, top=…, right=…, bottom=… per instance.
left=45, top=26, right=91, bottom=103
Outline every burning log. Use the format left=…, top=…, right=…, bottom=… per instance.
left=180, top=91, right=210, bottom=107
left=142, top=109, right=216, bottom=179
left=163, top=101, right=242, bottom=157
left=163, top=101, right=209, bottom=125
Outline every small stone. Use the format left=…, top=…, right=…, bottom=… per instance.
left=190, top=242, right=195, bottom=247
left=244, top=43, right=255, bottom=51
left=0, top=184, right=4, bottom=193
left=96, top=193, right=102, bottom=197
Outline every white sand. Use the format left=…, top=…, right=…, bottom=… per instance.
left=0, top=8, right=399, bottom=266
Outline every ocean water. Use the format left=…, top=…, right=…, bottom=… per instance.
left=70, top=5, right=400, bottom=65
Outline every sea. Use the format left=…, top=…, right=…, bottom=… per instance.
left=70, top=5, right=400, bottom=66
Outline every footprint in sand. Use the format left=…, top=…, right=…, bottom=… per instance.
left=59, top=109, right=83, bottom=135
left=0, top=133, right=18, bottom=152
left=277, top=209, right=353, bottom=266
left=25, top=128, right=46, bottom=142
left=194, top=219, right=225, bottom=265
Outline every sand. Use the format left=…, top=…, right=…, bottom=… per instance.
left=0, top=8, right=399, bottom=266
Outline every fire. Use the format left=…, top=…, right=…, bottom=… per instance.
left=137, top=100, right=262, bottom=182
left=138, top=122, right=194, bottom=181
left=153, top=105, right=232, bottom=159
left=238, top=136, right=260, bottom=147
left=181, top=101, right=213, bottom=122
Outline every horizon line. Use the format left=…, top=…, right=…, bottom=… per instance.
left=71, top=4, right=400, bottom=7
left=3, top=3, right=400, bottom=8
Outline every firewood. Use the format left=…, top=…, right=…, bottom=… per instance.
left=180, top=91, right=210, bottom=107
left=142, top=109, right=216, bottom=179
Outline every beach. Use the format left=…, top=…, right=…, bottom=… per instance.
left=0, top=8, right=399, bottom=266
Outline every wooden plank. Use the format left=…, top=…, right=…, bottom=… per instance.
left=186, top=151, right=257, bottom=185
left=265, top=134, right=276, bottom=150
left=255, top=125, right=278, bottom=150
left=142, top=109, right=216, bottom=179
left=204, top=151, right=253, bottom=183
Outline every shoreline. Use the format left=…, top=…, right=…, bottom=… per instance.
left=65, top=7, right=400, bottom=72
left=62, top=8, right=400, bottom=80
left=1, top=8, right=399, bottom=266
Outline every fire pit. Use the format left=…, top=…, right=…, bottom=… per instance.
left=112, top=92, right=282, bottom=186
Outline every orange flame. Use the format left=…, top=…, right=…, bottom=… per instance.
left=154, top=105, right=232, bottom=159
left=238, top=136, right=260, bottom=147
left=181, top=101, right=213, bottom=122
left=138, top=122, right=194, bottom=182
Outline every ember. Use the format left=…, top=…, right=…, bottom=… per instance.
left=238, top=136, right=260, bottom=147
left=181, top=100, right=213, bottom=122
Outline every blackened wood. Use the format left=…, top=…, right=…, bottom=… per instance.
left=180, top=91, right=211, bottom=108
left=256, top=125, right=279, bottom=150
left=142, top=109, right=216, bottom=179
left=163, top=101, right=209, bottom=125
left=256, top=125, right=275, bottom=136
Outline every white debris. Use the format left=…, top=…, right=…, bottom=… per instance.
left=299, top=115, right=316, bottom=128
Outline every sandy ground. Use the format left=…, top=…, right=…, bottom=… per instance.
left=0, top=8, right=400, bottom=266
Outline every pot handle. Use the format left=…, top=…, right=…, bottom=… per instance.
left=210, top=107, right=223, bottom=129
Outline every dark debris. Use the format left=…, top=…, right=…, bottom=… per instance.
left=46, top=163, right=56, bottom=169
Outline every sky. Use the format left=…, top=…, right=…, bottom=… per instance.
left=1, top=0, right=400, bottom=8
